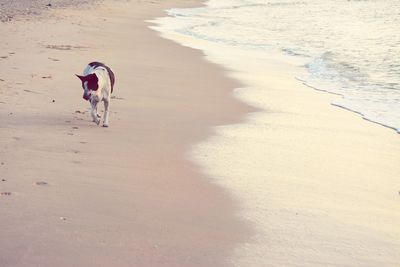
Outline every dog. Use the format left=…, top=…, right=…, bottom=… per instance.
left=76, top=62, right=115, bottom=127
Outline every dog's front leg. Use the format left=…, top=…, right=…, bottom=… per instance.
left=90, top=100, right=101, bottom=125
left=103, top=99, right=110, bottom=127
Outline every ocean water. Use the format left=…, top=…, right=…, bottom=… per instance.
left=156, top=0, right=400, bottom=133
left=151, top=1, right=400, bottom=266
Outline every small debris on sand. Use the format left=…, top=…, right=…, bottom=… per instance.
left=36, top=181, right=48, bottom=186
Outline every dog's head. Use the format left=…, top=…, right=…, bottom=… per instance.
left=75, top=73, right=99, bottom=101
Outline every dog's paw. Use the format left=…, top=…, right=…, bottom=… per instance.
left=102, top=123, right=109, bottom=128
left=94, top=118, right=101, bottom=125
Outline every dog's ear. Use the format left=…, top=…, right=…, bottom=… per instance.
left=75, top=74, right=86, bottom=81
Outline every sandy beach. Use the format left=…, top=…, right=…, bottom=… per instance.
left=0, top=1, right=252, bottom=266
left=2, top=0, right=400, bottom=266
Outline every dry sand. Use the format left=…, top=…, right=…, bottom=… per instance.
left=0, top=0, right=102, bottom=22
left=0, top=1, right=252, bottom=266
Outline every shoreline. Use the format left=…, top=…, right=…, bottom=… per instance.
left=155, top=8, right=400, bottom=265
left=0, top=1, right=253, bottom=266
left=298, top=78, right=400, bottom=135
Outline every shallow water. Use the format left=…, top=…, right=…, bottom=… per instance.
left=158, top=0, right=400, bottom=133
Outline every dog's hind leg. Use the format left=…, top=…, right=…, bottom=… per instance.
left=90, top=100, right=101, bottom=125
left=103, top=99, right=110, bottom=127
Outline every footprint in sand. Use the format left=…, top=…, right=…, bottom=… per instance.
left=1, top=192, right=11, bottom=196
left=12, top=137, right=20, bottom=141
left=1, top=179, right=6, bottom=182
left=79, top=141, right=87, bottom=144
left=72, top=126, right=79, bottom=130
left=0, top=56, right=8, bottom=59
left=46, top=45, right=89, bottom=51
left=72, top=160, right=81, bottom=164
left=111, top=96, right=124, bottom=100
left=71, top=150, right=80, bottom=154
left=24, top=89, right=39, bottom=94
left=42, top=75, right=52, bottom=79
left=48, top=57, right=60, bottom=62
left=36, top=181, right=48, bottom=186
left=67, top=133, right=74, bottom=136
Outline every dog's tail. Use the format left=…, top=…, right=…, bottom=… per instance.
left=105, top=65, right=115, bottom=94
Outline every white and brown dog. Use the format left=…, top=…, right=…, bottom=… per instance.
left=76, top=62, right=115, bottom=127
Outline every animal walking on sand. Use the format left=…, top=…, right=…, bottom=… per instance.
left=76, top=62, right=115, bottom=127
